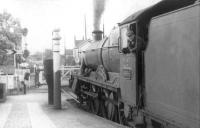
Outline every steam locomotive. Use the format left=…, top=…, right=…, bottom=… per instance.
left=70, top=0, right=200, bottom=128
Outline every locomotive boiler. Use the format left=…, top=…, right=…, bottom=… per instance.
left=81, top=28, right=120, bottom=74
left=70, top=0, right=200, bottom=128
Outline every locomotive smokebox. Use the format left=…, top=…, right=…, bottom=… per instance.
left=92, top=30, right=103, bottom=41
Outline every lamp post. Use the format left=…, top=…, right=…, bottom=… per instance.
left=52, top=28, right=61, bottom=109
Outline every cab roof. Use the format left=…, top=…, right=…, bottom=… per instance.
left=119, top=0, right=197, bottom=26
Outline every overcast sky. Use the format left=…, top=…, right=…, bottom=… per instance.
left=0, top=0, right=160, bottom=54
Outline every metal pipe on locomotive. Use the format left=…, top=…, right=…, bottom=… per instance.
left=70, top=0, right=200, bottom=128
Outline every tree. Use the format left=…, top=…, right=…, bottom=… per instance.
left=29, top=52, right=43, bottom=61
left=65, top=55, right=75, bottom=66
left=0, top=11, right=28, bottom=65
left=23, top=49, right=30, bottom=59
left=44, top=49, right=53, bottom=60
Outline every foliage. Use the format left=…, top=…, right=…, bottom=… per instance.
left=44, top=49, right=52, bottom=60
left=60, top=54, right=75, bottom=66
left=60, top=49, right=75, bottom=66
left=65, top=49, right=73, bottom=55
left=29, top=51, right=43, bottom=61
left=23, top=49, right=30, bottom=59
left=0, top=54, right=13, bottom=65
left=22, top=28, right=28, bottom=36
left=0, top=11, right=28, bottom=65
left=16, top=54, right=23, bottom=64
left=66, top=55, right=76, bottom=66
left=0, top=11, right=27, bottom=49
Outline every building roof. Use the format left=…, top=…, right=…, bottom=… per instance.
left=0, top=65, right=15, bottom=74
left=74, top=39, right=92, bottom=49
left=74, top=40, right=84, bottom=48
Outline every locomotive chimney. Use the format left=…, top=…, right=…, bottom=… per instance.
left=92, top=30, right=103, bottom=41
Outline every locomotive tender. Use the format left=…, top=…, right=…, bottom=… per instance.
left=70, top=0, right=200, bottom=127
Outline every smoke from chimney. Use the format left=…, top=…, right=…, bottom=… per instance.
left=93, top=0, right=105, bottom=30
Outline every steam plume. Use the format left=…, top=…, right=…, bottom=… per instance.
left=93, top=0, right=105, bottom=30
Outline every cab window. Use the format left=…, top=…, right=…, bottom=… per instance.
left=120, top=25, right=128, bottom=50
left=109, top=27, right=119, bottom=46
left=119, top=22, right=137, bottom=51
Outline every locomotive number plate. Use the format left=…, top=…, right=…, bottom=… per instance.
left=122, top=68, right=132, bottom=80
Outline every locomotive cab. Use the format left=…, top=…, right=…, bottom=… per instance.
left=120, top=23, right=137, bottom=52
left=118, top=21, right=145, bottom=126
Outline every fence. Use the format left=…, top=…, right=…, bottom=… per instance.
left=60, top=66, right=80, bottom=80
left=60, top=66, right=80, bottom=86
left=0, top=69, right=32, bottom=95
left=0, top=75, right=20, bottom=95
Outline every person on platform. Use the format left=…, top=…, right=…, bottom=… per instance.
left=21, top=72, right=30, bottom=94
left=35, top=67, right=40, bottom=88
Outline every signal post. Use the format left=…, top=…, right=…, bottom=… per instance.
left=52, top=29, right=61, bottom=109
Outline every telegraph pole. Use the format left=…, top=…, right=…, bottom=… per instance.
left=84, top=15, right=87, bottom=40
left=64, top=36, right=67, bottom=66
left=52, top=29, right=61, bottom=109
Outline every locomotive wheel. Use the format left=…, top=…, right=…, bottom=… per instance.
left=119, top=111, right=126, bottom=125
left=105, top=92, right=115, bottom=121
left=77, top=92, right=84, bottom=105
left=85, top=96, right=92, bottom=111
left=119, top=104, right=127, bottom=125
left=99, top=92, right=107, bottom=118
left=91, top=98, right=100, bottom=115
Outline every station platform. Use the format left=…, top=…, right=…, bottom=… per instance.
left=0, top=86, right=127, bottom=128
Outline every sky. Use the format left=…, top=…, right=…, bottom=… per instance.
left=0, top=0, right=161, bottom=54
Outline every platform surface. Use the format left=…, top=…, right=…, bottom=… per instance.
left=0, top=86, right=127, bottom=128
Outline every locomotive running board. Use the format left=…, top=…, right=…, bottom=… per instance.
left=80, top=90, right=98, bottom=98
left=74, top=75, right=119, bottom=92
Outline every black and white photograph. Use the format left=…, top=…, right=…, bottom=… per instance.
left=0, top=0, right=199, bottom=128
